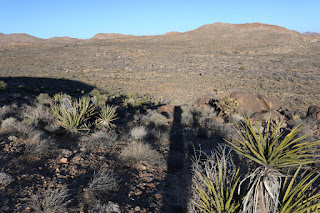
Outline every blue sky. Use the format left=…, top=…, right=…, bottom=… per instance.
left=0, top=0, right=319, bottom=39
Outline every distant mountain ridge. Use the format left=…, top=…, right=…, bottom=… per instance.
left=0, top=22, right=318, bottom=44
left=303, top=32, right=320, bottom=36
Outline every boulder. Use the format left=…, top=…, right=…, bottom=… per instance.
left=230, top=91, right=280, bottom=116
left=307, top=106, right=320, bottom=120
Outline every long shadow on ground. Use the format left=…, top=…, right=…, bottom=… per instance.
left=0, top=76, right=95, bottom=106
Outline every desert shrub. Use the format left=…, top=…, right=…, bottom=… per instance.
left=25, top=138, right=57, bottom=159
left=1, top=117, right=19, bottom=129
left=80, top=130, right=117, bottom=151
left=90, top=89, right=108, bottom=109
left=51, top=93, right=95, bottom=133
left=26, top=185, right=70, bottom=213
left=93, top=202, right=121, bottom=213
left=143, top=110, right=168, bottom=126
left=0, top=105, right=12, bottom=121
left=87, top=167, right=118, bottom=200
left=95, top=105, right=118, bottom=129
left=213, top=97, right=238, bottom=116
left=22, top=103, right=54, bottom=127
left=227, top=116, right=320, bottom=213
left=180, top=105, right=195, bottom=126
left=239, top=66, right=246, bottom=71
left=0, top=172, right=13, bottom=186
left=204, top=118, right=235, bottom=140
left=36, top=93, right=52, bottom=105
left=189, top=146, right=241, bottom=212
left=122, top=93, right=154, bottom=109
left=130, top=126, right=147, bottom=140
left=119, top=141, right=160, bottom=167
left=0, top=80, right=7, bottom=91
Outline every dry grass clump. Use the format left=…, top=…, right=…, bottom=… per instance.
left=0, top=105, right=13, bottom=121
left=80, top=130, right=117, bottom=151
left=130, top=125, right=147, bottom=140
left=25, top=138, right=57, bottom=159
left=1, top=117, right=19, bottom=129
left=93, top=202, right=121, bottom=213
left=119, top=141, right=160, bottom=167
left=86, top=167, right=118, bottom=200
left=26, top=184, right=70, bottom=213
left=22, top=103, right=54, bottom=127
left=0, top=172, right=13, bottom=186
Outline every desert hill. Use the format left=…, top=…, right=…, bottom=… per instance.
left=0, top=33, right=43, bottom=43
left=46, top=36, right=81, bottom=43
left=90, top=33, right=136, bottom=40
left=303, top=31, right=320, bottom=36
left=0, top=22, right=317, bottom=44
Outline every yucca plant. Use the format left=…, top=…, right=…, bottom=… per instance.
left=96, top=105, right=118, bottom=129
left=278, top=166, right=320, bottom=213
left=191, top=146, right=241, bottom=213
left=51, top=94, right=95, bottom=133
left=227, top=115, right=320, bottom=213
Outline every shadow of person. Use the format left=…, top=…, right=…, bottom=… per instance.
left=162, top=106, right=191, bottom=213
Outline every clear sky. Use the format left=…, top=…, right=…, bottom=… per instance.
left=1, top=0, right=319, bottom=39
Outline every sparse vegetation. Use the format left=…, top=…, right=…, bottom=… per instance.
left=0, top=172, right=13, bottom=186
left=51, top=94, right=95, bottom=133
left=26, top=185, right=70, bottom=213
left=120, top=141, right=160, bottom=167
left=87, top=167, right=118, bottom=200
left=0, top=22, right=320, bottom=212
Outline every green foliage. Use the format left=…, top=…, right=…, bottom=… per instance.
left=228, top=116, right=319, bottom=170
left=192, top=148, right=241, bottom=213
left=51, top=94, right=95, bottom=133
left=227, top=116, right=320, bottom=212
left=96, top=105, right=118, bottom=129
left=278, top=166, right=320, bottom=213
left=0, top=80, right=7, bottom=91
left=214, top=97, right=238, bottom=116
left=91, top=89, right=107, bottom=108
left=239, top=66, right=246, bottom=71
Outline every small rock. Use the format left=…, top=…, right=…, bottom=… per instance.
left=59, top=158, right=68, bottom=164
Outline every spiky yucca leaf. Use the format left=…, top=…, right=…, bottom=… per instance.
left=228, top=116, right=319, bottom=170
left=51, top=95, right=95, bottom=133
left=192, top=147, right=241, bottom=213
left=96, top=105, right=118, bottom=129
left=277, top=166, right=320, bottom=213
